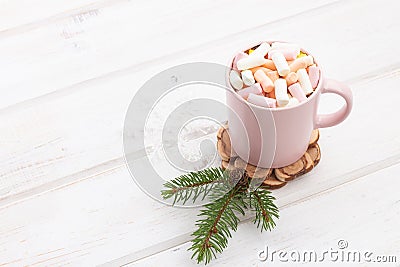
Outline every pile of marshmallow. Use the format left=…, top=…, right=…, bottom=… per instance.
left=229, top=41, right=320, bottom=108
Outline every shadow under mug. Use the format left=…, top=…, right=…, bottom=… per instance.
left=225, top=42, right=353, bottom=168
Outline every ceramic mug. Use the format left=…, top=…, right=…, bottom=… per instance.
left=225, top=42, right=353, bottom=168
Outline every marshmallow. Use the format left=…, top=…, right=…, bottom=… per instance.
left=241, top=70, right=255, bottom=86
left=288, top=82, right=307, bottom=102
left=233, top=52, right=248, bottom=71
left=254, top=69, right=274, bottom=93
left=286, top=97, right=300, bottom=107
left=229, top=70, right=243, bottom=90
left=271, top=52, right=290, bottom=76
left=266, top=71, right=279, bottom=82
left=268, top=47, right=300, bottom=61
left=247, top=93, right=276, bottom=108
left=303, top=55, right=314, bottom=65
left=250, top=42, right=271, bottom=58
left=237, top=83, right=263, bottom=99
left=237, top=56, right=268, bottom=70
left=289, top=55, right=314, bottom=73
left=285, top=72, right=298, bottom=86
left=308, top=65, right=320, bottom=89
left=250, top=66, right=272, bottom=74
left=274, top=79, right=289, bottom=107
left=262, top=59, right=277, bottom=70
left=297, top=68, right=313, bottom=95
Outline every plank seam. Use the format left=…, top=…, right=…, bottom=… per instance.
left=0, top=0, right=345, bottom=112
left=1, top=63, right=399, bottom=208
left=105, top=155, right=400, bottom=266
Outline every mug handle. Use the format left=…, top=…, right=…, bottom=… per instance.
left=314, top=78, right=353, bottom=128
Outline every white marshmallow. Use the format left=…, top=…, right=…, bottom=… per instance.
left=236, top=56, right=268, bottom=70
left=232, top=52, right=248, bottom=70
left=241, top=70, right=255, bottom=86
left=247, top=93, right=276, bottom=108
left=303, top=55, right=314, bottom=66
left=271, top=52, right=290, bottom=76
left=250, top=42, right=271, bottom=58
left=229, top=70, right=243, bottom=90
left=297, top=68, right=313, bottom=95
left=286, top=97, right=300, bottom=107
left=237, top=83, right=262, bottom=99
left=274, top=78, right=289, bottom=107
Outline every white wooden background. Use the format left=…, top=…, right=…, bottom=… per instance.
left=1, top=0, right=400, bottom=266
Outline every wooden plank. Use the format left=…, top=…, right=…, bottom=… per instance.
left=0, top=73, right=400, bottom=265
left=0, top=0, right=399, bottom=201
left=0, top=167, right=202, bottom=267
left=0, top=0, right=117, bottom=33
left=128, top=163, right=400, bottom=266
left=0, top=0, right=340, bottom=109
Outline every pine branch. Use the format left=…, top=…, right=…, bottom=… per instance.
left=249, top=189, right=279, bottom=232
left=189, top=181, right=248, bottom=264
left=161, top=167, right=227, bottom=205
left=161, top=166, right=280, bottom=265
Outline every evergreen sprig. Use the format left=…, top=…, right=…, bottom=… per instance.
left=190, top=179, right=248, bottom=264
left=161, top=167, right=279, bottom=265
left=249, top=190, right=279, bottom=232
left=161, top=167, right=226, bottom=205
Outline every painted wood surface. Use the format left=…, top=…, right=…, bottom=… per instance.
left=0, top=0, right=399, bottom=266
left=1, top=72, right=400, bottom=266
left=1, top=0, right=398, bottom=202
left=0, top=0, right=337, bottom=109
left=129, top=163, right=400, bottom=266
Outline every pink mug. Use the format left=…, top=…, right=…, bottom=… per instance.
left=225, top=42, right=353, bottom=168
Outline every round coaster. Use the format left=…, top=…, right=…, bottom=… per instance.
left=217, top=125, right=321, bottom=189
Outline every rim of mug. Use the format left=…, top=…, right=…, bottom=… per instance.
left=226, top=40, right=324, bottom=111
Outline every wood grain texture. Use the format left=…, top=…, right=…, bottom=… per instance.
left=0, top=0, right=120, bottom=33
left=1, top=73, right=399, bottom=265
left=128, top=163, right=400, bottom=266
left=1, top=0, right=399, bottom=203
left=0, top=0, right=337, bottom=109
left=0, top=0, right=399, bottom=265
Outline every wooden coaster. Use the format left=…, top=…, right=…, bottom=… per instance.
left=217, top=125, right=321, bottom=189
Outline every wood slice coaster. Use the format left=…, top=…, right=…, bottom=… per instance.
left=217, top=125, right=321, bottom=189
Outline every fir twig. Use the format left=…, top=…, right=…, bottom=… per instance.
left=161, top=167, right=280, bottom=265
left=161, top=167, right=226, bottom=205
left=189, top=179, right=247, bottom=264
left=249, top=189, right=279, bottom=232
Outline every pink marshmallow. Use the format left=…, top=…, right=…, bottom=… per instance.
left=237, top=83, right=263, bottom=99
left=254, top=69, right=274, bottom=93
left=288, top=83, right=307, bottom=102
left=308, top=65, right=320, bottom=89
left=232, top=52, right=248, bottom=70
left=247, top=93, right=276, bottom=108
left=268, top=48, right=299, bottom=61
